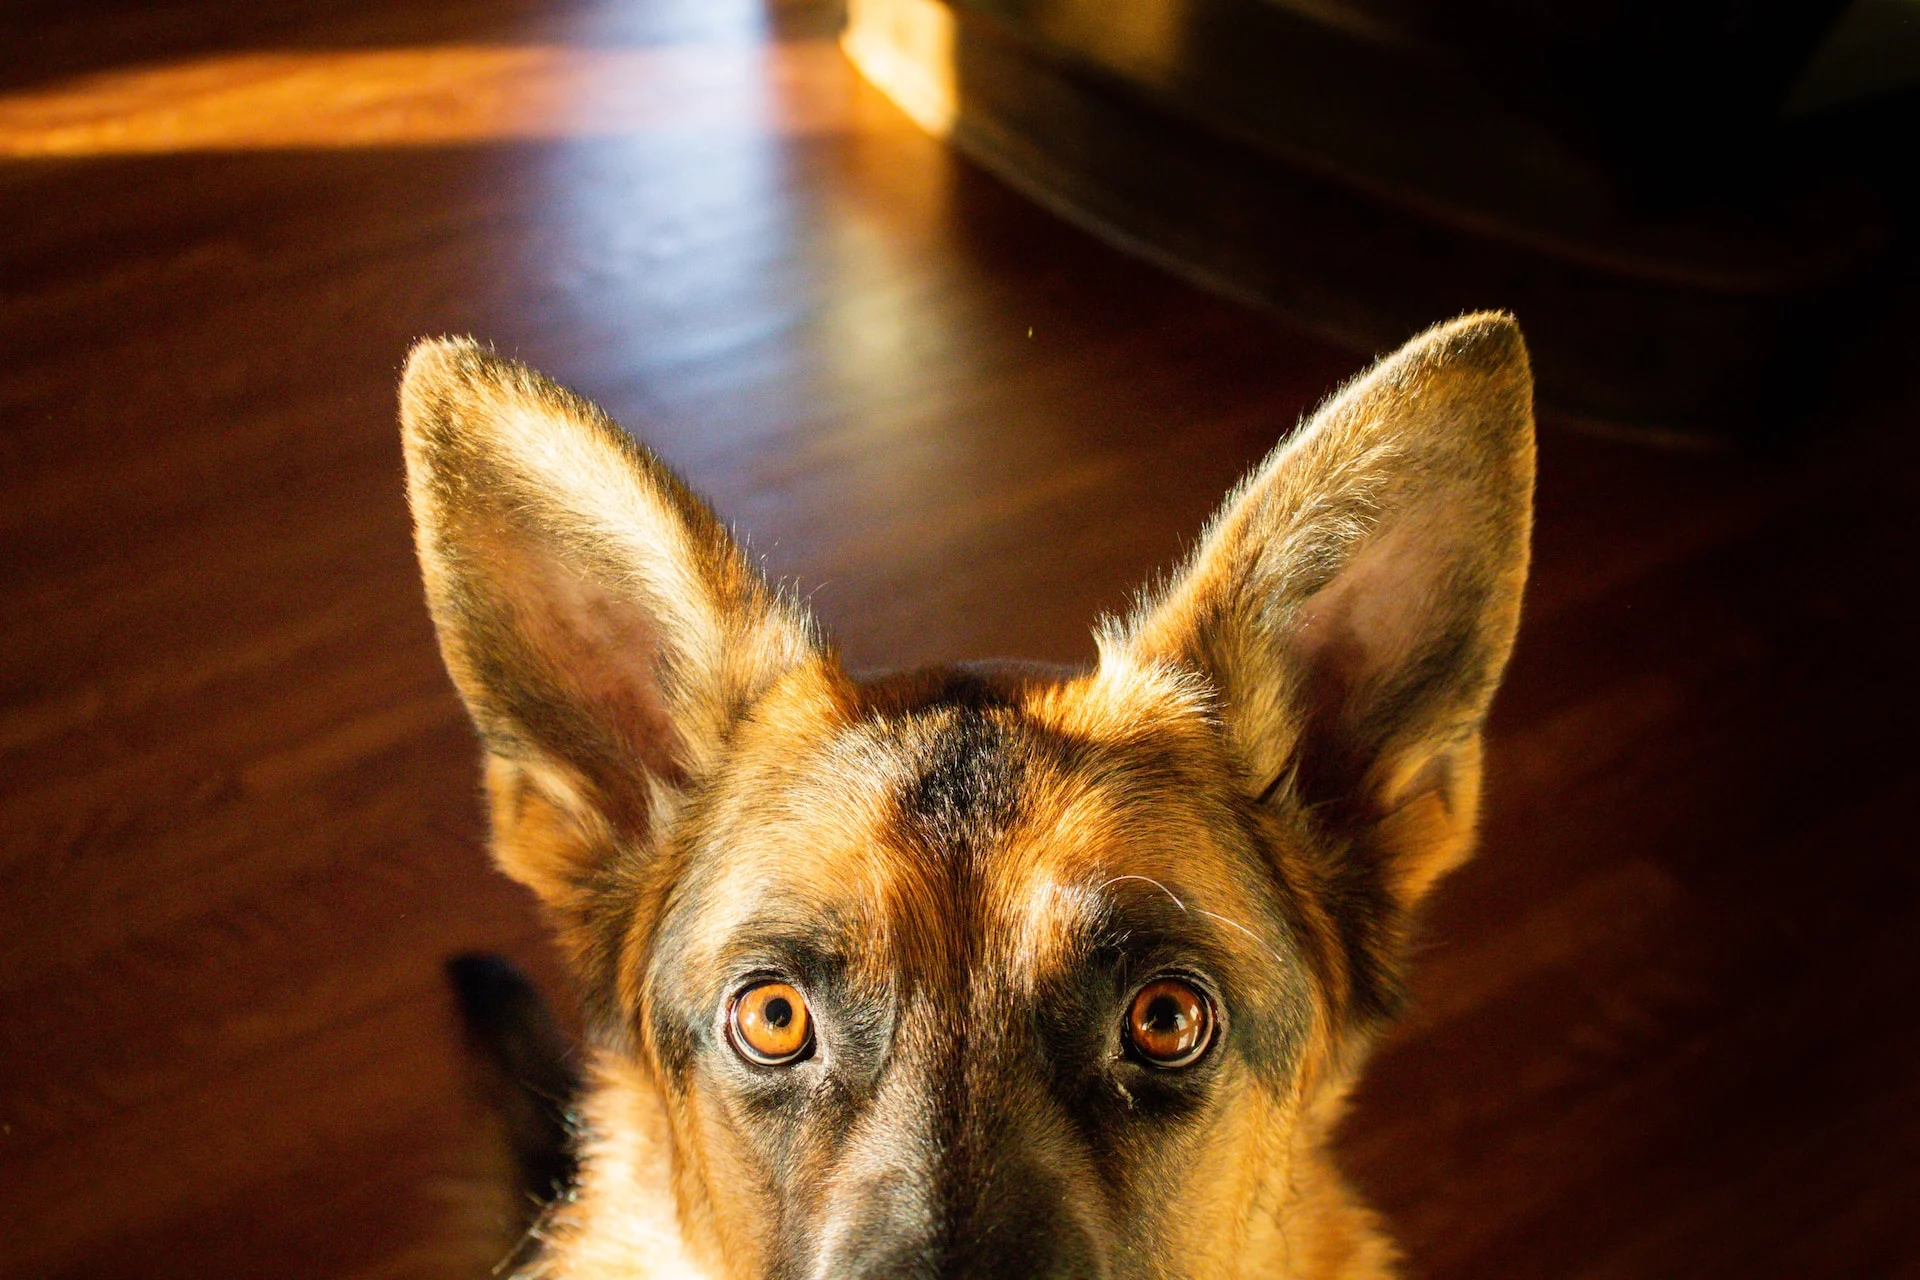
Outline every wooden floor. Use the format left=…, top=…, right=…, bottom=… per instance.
left=4, top=2, right=1919, bottom=1277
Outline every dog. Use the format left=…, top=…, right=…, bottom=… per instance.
left=400, top=311, right=1535, bottom=1279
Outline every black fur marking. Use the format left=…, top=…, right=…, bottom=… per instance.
left=445, top=953, right=581, bottom=1204
left=898, top=710, right=1026, bottom=867
left=1316, top=845, right=1406, bottom=1029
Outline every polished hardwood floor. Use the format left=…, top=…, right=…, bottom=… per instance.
left=3, top=2, right=1919, bottom=1277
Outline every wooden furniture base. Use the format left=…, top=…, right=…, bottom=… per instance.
left=845, top=0, right=1888, bottom=442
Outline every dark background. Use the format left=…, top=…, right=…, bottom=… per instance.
left=2, top=1, right=1918, bottom=1276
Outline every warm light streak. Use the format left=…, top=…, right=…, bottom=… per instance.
left=841, top=0, right=957, bottom=138
left=0, top=42, right=858, bottom=156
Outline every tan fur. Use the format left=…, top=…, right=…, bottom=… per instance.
left=399, top=313, right=1535, bottom=1278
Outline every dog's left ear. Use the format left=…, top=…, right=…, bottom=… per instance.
left=1122, top=313, right=1534, bottom=913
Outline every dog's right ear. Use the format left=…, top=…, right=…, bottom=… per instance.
left=400, top=339, right=821, bottom=911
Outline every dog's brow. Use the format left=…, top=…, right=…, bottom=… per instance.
left=1089, top=875, right=1287, bottom=968
left=1195, top=908, right=1292, bottom=973
left=711, top=920, right=864, bottom=980
left=1097, top=874, right=1188, bottom=912
left=1058, top=874, right=1293, bottom=973
left=1020, top=871, right=1229, bottom=961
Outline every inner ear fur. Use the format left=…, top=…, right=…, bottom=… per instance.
left=1120, top=312, right=1535, bottom=916
left=400, top=338, right=820, bottom=908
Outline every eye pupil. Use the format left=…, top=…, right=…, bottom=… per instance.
left=1127, top=978, right=1213, bottom=1068
left=729, top=981, right=812, bottom=1065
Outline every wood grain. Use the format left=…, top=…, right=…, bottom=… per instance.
left=2, top=0, right=1917, bottom=1276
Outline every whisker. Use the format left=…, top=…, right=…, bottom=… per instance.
left=1097, top=873, right=1188, bottom=912
left=1197, top=908, right=1289, bottom=970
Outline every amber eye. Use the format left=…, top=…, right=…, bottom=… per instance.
left=729, top=981, right=813, bottom=1065
left=1126, top=978, right=1213, bottom=1068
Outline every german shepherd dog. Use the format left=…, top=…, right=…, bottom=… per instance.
left=400, top=312, right=1535, bottom=1278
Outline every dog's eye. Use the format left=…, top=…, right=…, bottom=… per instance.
left=729, top=981, right=813, bottom=1065
left=1126, top=978, right=1213, bottom=1068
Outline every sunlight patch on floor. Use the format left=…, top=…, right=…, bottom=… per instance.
left=0, top=42, right=859, bottom=155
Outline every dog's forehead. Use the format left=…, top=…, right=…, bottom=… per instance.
left=678, top=661, right=1284, bottom=981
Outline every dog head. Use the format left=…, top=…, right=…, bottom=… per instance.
left=401, top=314, right=1534, bottom=1279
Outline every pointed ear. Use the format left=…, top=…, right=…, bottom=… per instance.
left=1121, top=313, right=1534, bottom=911
left=400, top=338, right=821, bottom=909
